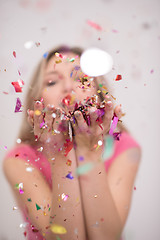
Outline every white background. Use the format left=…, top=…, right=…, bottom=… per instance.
left=0, top=0, right=160, bottom=239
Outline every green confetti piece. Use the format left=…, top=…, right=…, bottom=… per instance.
left=36, top=203, right=41, bottom=210
left=27, top=198, right=32, bottom=202
left=99, top=84, right=103, bottom=87
left=76, top=162, right=95, bottom=176
left=15, top=183, right=19, bottom=189
left=56, top=236, right=61, bottom=240
left=102, top=135, right=114, bottom=161
left=49, top=207, right=51, bottom=211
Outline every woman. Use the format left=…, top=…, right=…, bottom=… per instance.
left=3, top=45, right=141, bottom=240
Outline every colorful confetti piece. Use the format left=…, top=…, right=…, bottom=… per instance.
left=15, top=98, right=22, bottom=112
left=36, top=203, right=41, bottom=210
left=102, top=135, right=114, bottom=161
left=50, top=224, right=67, bottom=234
left=76, top=162, right=95, bottom=176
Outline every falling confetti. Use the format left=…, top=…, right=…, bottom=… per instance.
left=66, top=159, right=72, bottom=166
left=109, top=116, right=119, bottom=136
left=50, top=224, right=67, bottom=234
left=115, top=75, right=122, bottom=81
left=66, top=172, right=74, bottom=179
left=87, top=20, right=103, bottom=31
left=14, top=98, right=22, bottom=112
left=36, top=203, right=41, bottom=210
left=43, top=52, right=48, bottom=58
left=61, top=193, right=69, bottom=201
left=102, top=135, right=114, bottom=161
left=76, top=162, right=95, bottom=176
left=11, top=79, right=24, bottom=92
left=13, top=51, right=16, bottom=58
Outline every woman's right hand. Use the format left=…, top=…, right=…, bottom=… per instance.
left=27, top=101, right=70, bottom=158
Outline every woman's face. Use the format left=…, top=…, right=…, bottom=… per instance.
left=41, top=52, right=97, bottom=112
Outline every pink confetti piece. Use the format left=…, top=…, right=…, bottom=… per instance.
left=150, top=69, right=154, bottom=74
left=15, top=98, right=22, bottom=112
left=19, top=189, right=24, bottom=194
left=109, top=116, right=119, bottom=136
left=86, top=20, right=103, bottom=31
left=112, top=29, right=118, bottom=33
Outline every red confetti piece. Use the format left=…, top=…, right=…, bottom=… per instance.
left=115, top=75, right=122, bottom=81
left=64, top=139, right=73, bottom=157
left=11, top=79, right=24, bottom=92
left=11, top=82, right=22, bottom=92
left=13, top=51, right=16, bottom=58
left=87, top=20, right=102, bottom=31
left=23, top=231, right=27, bottom=237
left=134, top=186, right=136, bottom=190
left=3, top=91, right=9, bottom=94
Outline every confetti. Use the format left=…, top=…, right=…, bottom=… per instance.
left=13, top=206, right=18, bottom=210
left=75, top=162, right=95, bottom=176
left=43, top=52, right=48, bottom=58
left=61, top=193, right=69, bottom=201
left=26, top=167, right=34, bottom=172
left=50, top=224, right=67, bottom=234
left=115, top=75, right=122, bottom=81
left=19, top=189, right=24, bottom=194
left=102, top=135, right=114, bottom=161
left=36, top=203, right=41, bottom=210
left=27, top=198, right=32, bottom=202
left=15, top=98, right=22, bottom=112
left=13, top=51, right=16, bottom=58
left=109, top=116, right=119, bottom=135
left=66, top=172, right=74, bottom=179
left=87, top=20, right=103, bottom=31
left=66, top=159, right=72, bottom=166
left=16, top=138, right=21, bottom=144
left=11, top=79, right=24, bottom=92
left=79, top=156, right=84, bottom=161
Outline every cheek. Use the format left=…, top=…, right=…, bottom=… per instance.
left=41, top=88, right=60, bottom=107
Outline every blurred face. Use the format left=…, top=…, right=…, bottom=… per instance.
left=41, top=52, right=97, bottom=113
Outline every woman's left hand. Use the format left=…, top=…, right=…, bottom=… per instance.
left=71, top=99, right=113, bottom=152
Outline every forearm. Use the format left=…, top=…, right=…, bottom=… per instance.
left=76, top=149, right=122, bottom=240
left=49, top=149, right=87, bottom=240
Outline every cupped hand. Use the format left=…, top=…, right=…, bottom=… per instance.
left=71, top=97, right=123, bottom=152
left=27, top=101, right=70, bottom=157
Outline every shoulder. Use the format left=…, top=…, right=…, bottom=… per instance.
left=105, top=131, right=142, bottom=171
left=3, top=143, right=36, bottom=180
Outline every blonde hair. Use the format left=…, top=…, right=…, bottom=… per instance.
left=18, top=45, right=129, bottom=145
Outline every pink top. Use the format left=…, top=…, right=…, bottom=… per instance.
left=4, top=132, right=141, bottom=240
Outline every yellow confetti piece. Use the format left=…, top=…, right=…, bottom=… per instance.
left=50, top=224, right=67, bottom=234
left=97, top=90, right=101, bottom=93
left=111, top=94, right=116, bottom=100
left=34, top=110, right=41, bottom=116
left=55, top=60, right=62, bottom=64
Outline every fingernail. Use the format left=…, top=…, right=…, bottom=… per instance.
left=36, top=100, right=41, bottom=105
left=107, top=101, right=112, bottom=107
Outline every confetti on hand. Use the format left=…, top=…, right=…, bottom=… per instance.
left=50, top=224, right=67, bottom=234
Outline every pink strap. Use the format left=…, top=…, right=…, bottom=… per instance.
left=105, top=132, right=141, bottom=171
left=4, top=143, right=52, bottom=188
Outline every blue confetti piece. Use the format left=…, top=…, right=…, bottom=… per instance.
left=43, top=52, right=48, bottom=58
left=66, top=173, right=74, bottom=179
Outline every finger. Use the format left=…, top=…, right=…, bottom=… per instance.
left=45, top=104, right=55, bottom=132
left=73, top=110, right=88, bottom=133
left=114, top=105, right=122, bottom=119
left=27, top=109, right=34, bottom=127
left=102, top=100, right=114, bottom=132
left=34, top=101, right=44, bottom=136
